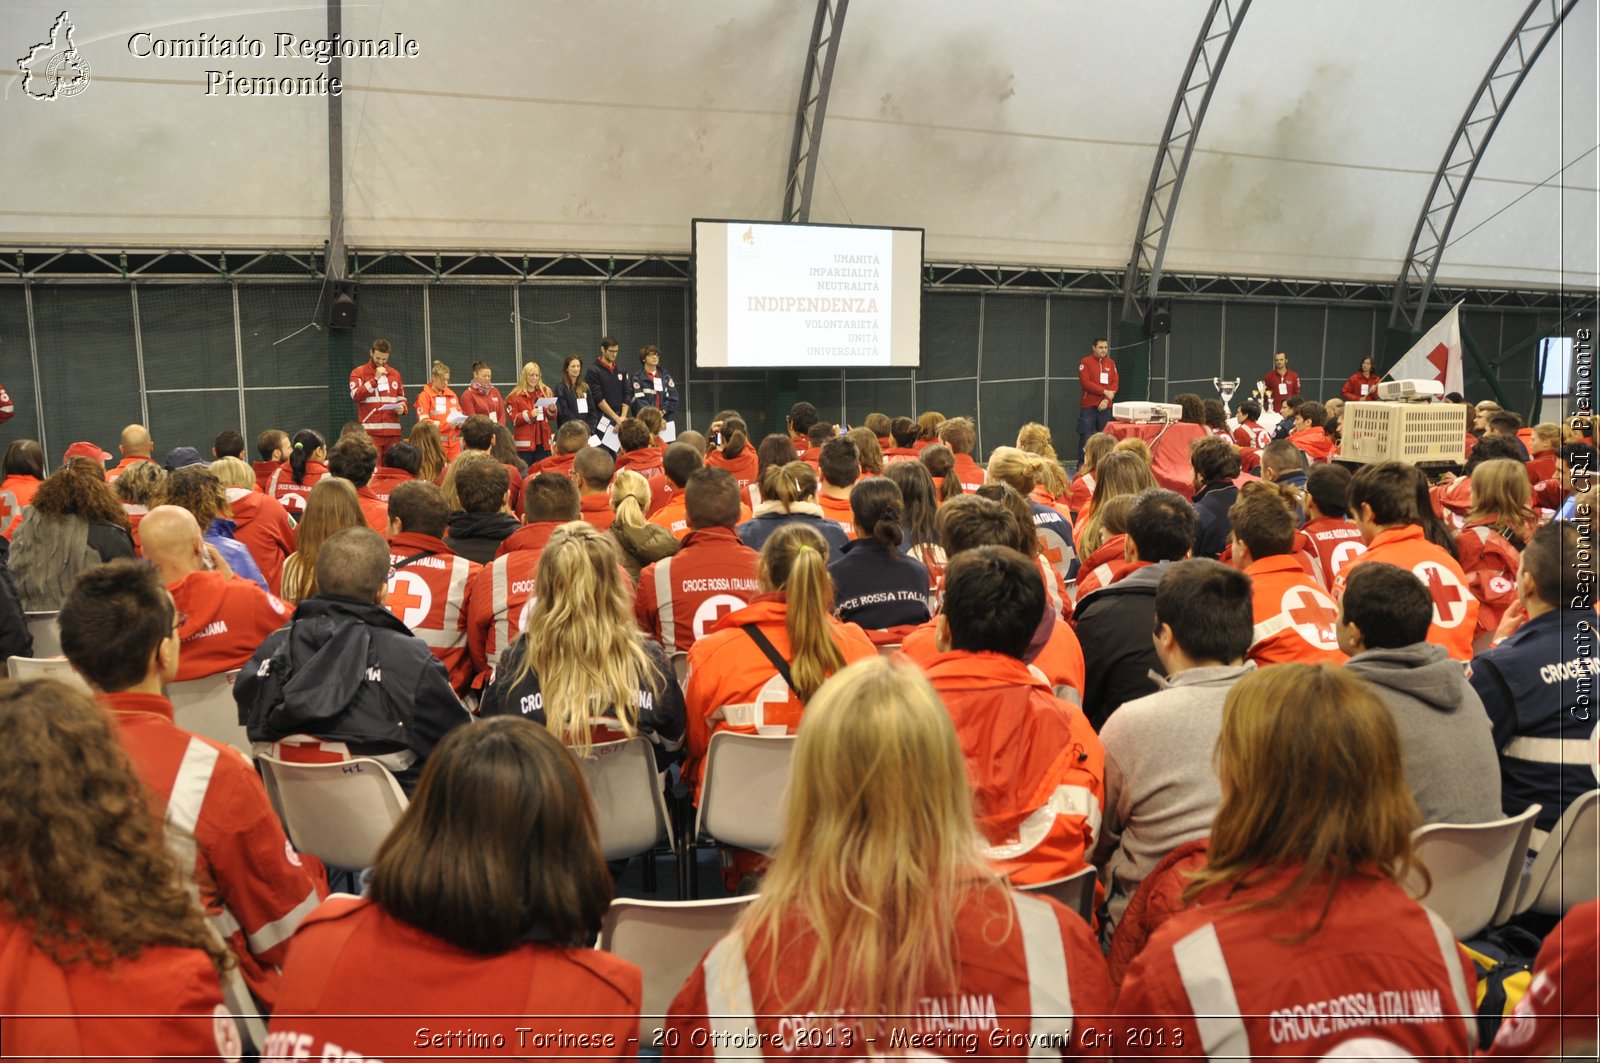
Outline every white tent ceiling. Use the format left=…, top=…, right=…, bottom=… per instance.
left=4, top=0, right=1595, bottom=290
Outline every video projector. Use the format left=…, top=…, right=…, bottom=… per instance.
left=1376, top=379, right=1445, bottom=401
left=1113, top=401, right=1185, bottom=424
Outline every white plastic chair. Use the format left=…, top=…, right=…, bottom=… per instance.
left=1514, top=790, right=1599, bottom=918
left=599, top=896, right=756, bottom=1045
left=255, top=754, right=408, bottom=870
left=1018, top=865, right=1098, bottom=923
left=1405, top=805, right=1540, bottom=940
left=23, top=612, right=60, bottom=658
left=167, top=670, right=248, bottom=754
left=687, top=731, right=796, bottom=898
left=669, top=651, right=688, bottom=684
left=578, top=736, right=677, bottom=895
left=6, top=655, right=89, bottom=691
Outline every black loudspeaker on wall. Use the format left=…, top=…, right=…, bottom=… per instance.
left=1145, top=300, right=1172, bottom=337
left=328, top=288, right=357, bottom=330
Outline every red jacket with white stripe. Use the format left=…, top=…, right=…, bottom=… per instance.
left=635, top=526, right=760, bottom=653
left=267, top=896, right=640, bottom=1062
left=1115, top=868, right=1478, bottom=1060
left=268, top=461, right=328, bottom=517
left=0, top=921, right=233, bottom=1063
left=1333, top=525, right=1479, bottom=661
left=682, top=595, right=877, bottom=799
left=1485, top=899, right=1599, bottom=1060
left=1243, top=554, right=1348, bottom=667
left=665, top=887, right=1114, bottom=1058
left=1456, top=521, right=1523, bottom=641
left=465, top=521, right=562, bottom=677
left=900, top=610, right=1086, bottom=702
left=1074, top=535, right=1140, bottom=601
left=103, top=691, right=322, bottom=1010
left=365, top=466, right=414, bottom=503
left=952, top=452, right=986, bottom=493
left=1301, top=516, right=1365, bottom=590
left=0, top=473, right=41, bottom=539
left=615, top=447, right=665, bottom=481
left=926, top=652, right=1105, bottom=886
left=224, top=486, right=295, bottom=593
left=348, top=362, right=406, bottom=439
left=388, top=531, right=480, bottom=693
left=505, top=386, right=554, bottom=453
left=170, top=569, right=293, bottom=682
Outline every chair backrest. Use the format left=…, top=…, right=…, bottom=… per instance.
left=23, top=612, right=60, bottom=658
left=669, top=651, right=688, bottom=684
left=256, top=754, right=408, bottom=870
left=5, top=655, right=89, bottom=691
left=577, top=737, right=674, bottom=861
left=1406, top=804, right=1541, bottom=940
left=1517, top=790, right=1600, bottom=917
left=167, top=669, right=248, bottom=754
left=599, top=896, right=756, bottom=1044
left=695, top=731, right=796, bottom=853
left=1017, top=865, right=1098, bottom=923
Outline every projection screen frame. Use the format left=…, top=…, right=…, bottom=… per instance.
left=691, top=217, right=926, bottom=371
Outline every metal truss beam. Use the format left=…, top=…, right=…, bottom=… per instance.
left=1120, top=0, right=1253, bottom=323
left=782, top=0, right=850, bottom=223
left=1391, top=0, right=1580, bottom=330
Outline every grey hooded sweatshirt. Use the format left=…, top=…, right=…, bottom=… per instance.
left=1344, top=643, right=1502, bottom=825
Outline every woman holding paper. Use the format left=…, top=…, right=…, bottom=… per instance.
left=505, top=361, right=555, bottom=465
left=458, top=361, right=506, bottom=424
left=1342, top=356, right=1382, bottom=402
left=415, top=360, right=462, bottom=460
left=554, top=355, right=591, bottom=430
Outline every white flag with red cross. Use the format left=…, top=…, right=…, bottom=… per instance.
left=1387, top=302, right=1464, bottom=396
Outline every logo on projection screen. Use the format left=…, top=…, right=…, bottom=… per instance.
left=16, top=11, right=92, bottom=100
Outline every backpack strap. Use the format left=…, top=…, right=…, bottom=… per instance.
left=391, top=549, right=438, bottom=571
left=741, top=623, right=797, bottom=697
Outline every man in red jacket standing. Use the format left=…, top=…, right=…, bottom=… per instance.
left=636, top=468, right=760, bottom=653
left=1077, top=337, right=1118, bottom=460
left=348, top=338, right=406, bottom=458
left=1262, top=350, right=1300, bottom=413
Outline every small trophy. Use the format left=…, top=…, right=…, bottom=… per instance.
left=1212, top=377, right=1241, bottom=416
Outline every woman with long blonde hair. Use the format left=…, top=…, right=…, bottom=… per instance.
left=1076, top=450, right=1158, bottom=557
left=1068, top=431, right=1116, bottom=517
left=278, top=477, right=365, bottom=602
left=665, top=657, right=1112, bottom=1048
left=1115, top=665, right=1474, bottom=1058
left=0, top=679, right=238, bottom=1057
left=505, top=361, right=555, bottom=466
left=1014, top=423, right=1073, bottom=510
left=481, top=523, right=683, bottom=763
left=407, top=418, right=449, bottom=484
left=414, top=360, right=462, bottom=460
left=607, top=468, right=678, bottom=584
left=682, top=523, right=877, bottom=801
left=1465, top=457, right=1539, bottom=550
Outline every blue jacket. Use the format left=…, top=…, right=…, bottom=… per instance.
left=736, top=508, right=851, bottom=557
left=629, top=369, right=679, bottom=421
left=1468, top=608, right=1599, bottom=840
left=828, top=538, right=930, bottom=630
left=206, top=518, right=268, bottom=592
left=1192, top=481, right=1238, bottom=561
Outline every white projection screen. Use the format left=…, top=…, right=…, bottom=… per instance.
left=694, top=220, right=924, bottom=370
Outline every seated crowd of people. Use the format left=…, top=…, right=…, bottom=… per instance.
left=0, top=393, right=1594, bottom=1060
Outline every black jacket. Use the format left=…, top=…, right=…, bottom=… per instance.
left=443, top=510, right=521, bottom=565
left=480, top=637, right=685, bottom=770
left=1074, top=562, right=1171, bottom=730
left=235, top=595, right=470, bottom=793
left=0, top=556, right=31, bottom=661
left=553, top=383, right=587, bottom=429
left=1192, top=481, right=1238, bottom=561
left=828, top=538, right=931, bottom=629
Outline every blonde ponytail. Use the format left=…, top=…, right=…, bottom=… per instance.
left=610, top=470, right=651, bottom=529
left=759, top=524, right=846, bottom=702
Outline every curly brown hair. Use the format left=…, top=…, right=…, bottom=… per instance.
left=156, top=466, right=228, bottom=527
left=112, top=459, right=167, bottom=506
left=0, top=679, right=232, bottom=976
left=30, top=461, right=130, bottom=528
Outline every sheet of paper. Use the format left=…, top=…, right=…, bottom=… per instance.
left=379, top=402, right=404, bottom=412
left=577, top=397, right=589, bottom=415
left=587, top=434, right=603, bottom=448
left=601, top=428, right=621, bottom=450
left=659, top=420, right=677, bottom=443
left=536, top=396, right=558, bottom=409
left=446, top=410, right=467, bottom=426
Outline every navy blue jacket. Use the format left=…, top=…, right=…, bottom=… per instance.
left=736, top=509, right=851, bottom=557
left=827, top=538, right=930, bottom=630
left=629, top=369, right=679, bottom=421
left=1469, top=608, right=1599, bottom=838
left=1192, top=481, right=1238, bottom=561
